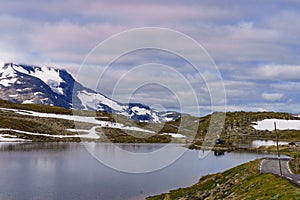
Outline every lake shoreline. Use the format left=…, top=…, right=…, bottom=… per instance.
left=146, top=159, right=300, bottom=199
left=0, top=140, right=294, bottom=154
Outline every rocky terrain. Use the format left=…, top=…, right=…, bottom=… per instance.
left=2, top=98, right=300, bottom=145
left=0, top=62, right=180, bottom=123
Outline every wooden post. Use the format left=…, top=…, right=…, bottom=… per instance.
left=275, top=122, right=283, bottom=177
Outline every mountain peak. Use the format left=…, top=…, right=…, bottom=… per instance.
left=1, top=63, right=67, bottom=95
left=0, top=63, right=19, bottom=87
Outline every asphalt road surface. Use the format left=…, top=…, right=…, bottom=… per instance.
left=260, top=158, right=300, bottom=187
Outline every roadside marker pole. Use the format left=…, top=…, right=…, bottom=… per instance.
left=296, top=146, right=299, bottom=174
left=275, top=122, right=283, bottom=177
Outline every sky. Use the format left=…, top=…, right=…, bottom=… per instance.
left=1, top=0, right=300, bottom=116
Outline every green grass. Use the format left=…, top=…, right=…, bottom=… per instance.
left=2, top=99, right=300, bottom=144
left=147, top=159, right=300, bottom=200
left=189, top=111, right=300, bottom=150
left=0, top=99, right=71, bottom=114
left=99, top=127, right=172, bottom=143
left=0, top=109, right=77, bottom=134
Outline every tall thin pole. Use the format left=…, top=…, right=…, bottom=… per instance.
left=275, top=122, right=283, bottom=177
left=296, top=146, right=298, bottom=174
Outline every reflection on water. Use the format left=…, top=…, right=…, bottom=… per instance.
left=0, top=142, right=278, bottom=200
left=85, top=143, right=186, bottom=173
left=214, top=151, right=225, bottom=156
left=235, top=139, right=289, bottom=148
left=114, top=143, right=169, bottom=153
left=251, top=140, right=289, bottom=148
left=0, top=142, right=72, bottom=151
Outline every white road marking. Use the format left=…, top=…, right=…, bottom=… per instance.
left=260, top=159, right=265, bottom=172
left=261, top=159, right=300, bottom=185
left=286, top=161, right=293, bottom=174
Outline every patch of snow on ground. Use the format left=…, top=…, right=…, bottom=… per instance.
left=162, top=133, right=186, bottom=138
left=252, top=118, right=300, bottom=131
left=9, top=94, right=18, bottom=97
left=164, top=117, right=175, bottom=122
left=0, top=108, right=154, bottom=133
left=0, top=129, right=31, bottom=142
left=66, top=126, right=102, bottom=139
left=121, top=126, right=154, bottom=133
left=0, top=128, right=99, bottom=139
left=22, top=100, right=34, bottom=104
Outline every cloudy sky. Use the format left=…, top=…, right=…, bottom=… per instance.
left=1, top=0, right=300, bottom=116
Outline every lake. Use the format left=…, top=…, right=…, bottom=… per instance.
left=0, top=142, right=278, bottom=200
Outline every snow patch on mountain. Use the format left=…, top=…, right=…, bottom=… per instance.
left=0, top=78, right=18, bottom=87
left=22, top=100, right=34, bottom=104
left=77, top=90, right=125, bottom=112
left=12, top=64, right=65, bottom=95
left=131, top=106, right=151, bottom=116
left=0, top=62, right=181, bottom=123
left=0, top=63, right=18, bottom=87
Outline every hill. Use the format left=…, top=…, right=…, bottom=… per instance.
left=1, top=99, right=300, bottom=144
left=0, top=99, right=173, bottom=142
left=147, top=159, right=300, bottom=199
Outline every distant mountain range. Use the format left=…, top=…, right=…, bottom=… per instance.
left=0, top=62, right=180, bottom=123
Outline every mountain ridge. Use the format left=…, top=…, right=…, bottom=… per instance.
left=0, top=62, right=180, bottom=123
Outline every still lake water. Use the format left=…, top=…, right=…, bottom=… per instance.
left=0, top=142, right=276, bottom=200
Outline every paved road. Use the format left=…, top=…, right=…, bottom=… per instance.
left=260, top=158, right=300, bottom=187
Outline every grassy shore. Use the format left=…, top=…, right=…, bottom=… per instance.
left=147, top=159, right=300, bottom=200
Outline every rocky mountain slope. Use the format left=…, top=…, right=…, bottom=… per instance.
left=0, top=62, right=180, bottom=123
left=0, top=99, right=174, bottom=143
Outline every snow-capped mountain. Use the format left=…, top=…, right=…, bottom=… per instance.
left=0, top=62, right=180, bottom=122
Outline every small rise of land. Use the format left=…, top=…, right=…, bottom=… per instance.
left=147, top=159, right=300, bottom=200
left=2, top=99, right=300, bottom=145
